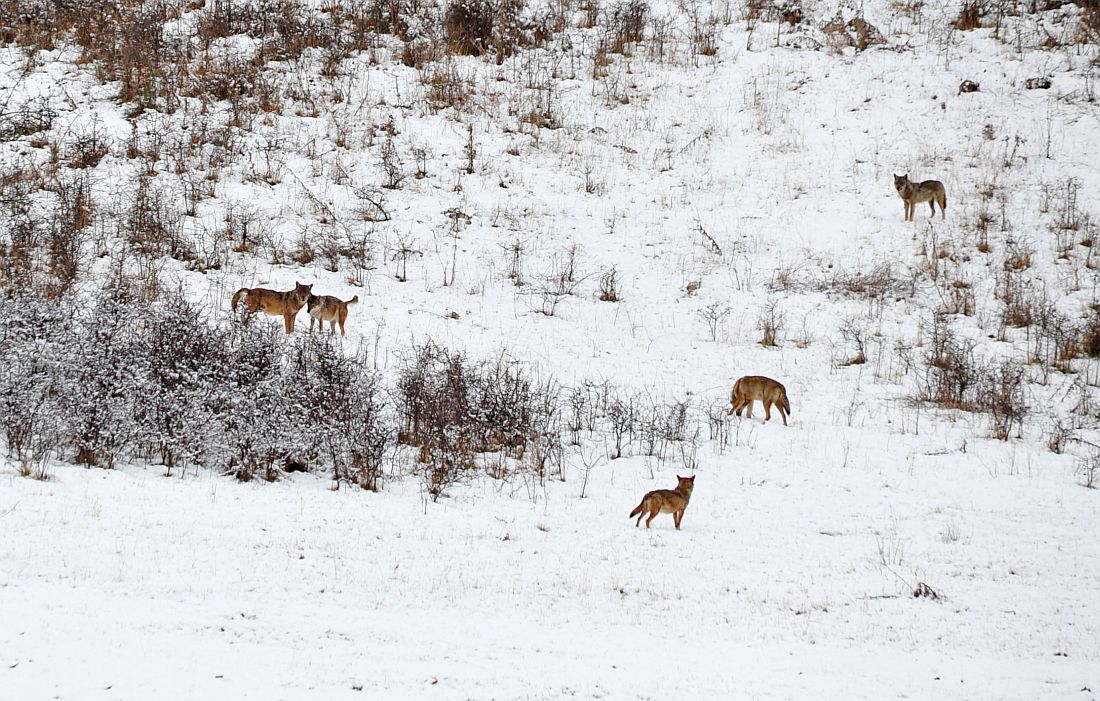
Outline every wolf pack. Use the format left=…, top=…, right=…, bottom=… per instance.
left=230, top=175, right=945, bottom=530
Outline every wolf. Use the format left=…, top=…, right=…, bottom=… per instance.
left=307, top=293, right=359, bottom=336
left=230, top=282, right=312, bottom=334
left=629, top=475, right=695, bottom=529
left=894, top=173, right=946, bottom=222
left=727, top=375, right=791, bottom=426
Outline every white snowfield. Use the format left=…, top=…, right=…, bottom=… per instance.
left=2, top=0, right=1099, bottom=698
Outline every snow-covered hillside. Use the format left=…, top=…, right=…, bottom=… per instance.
left=1, top=0, right=1098, bottom=697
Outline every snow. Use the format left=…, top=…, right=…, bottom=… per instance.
left=2, top=448, right=1096, bottom=699
left=2, top=0, right=1100, bottom=698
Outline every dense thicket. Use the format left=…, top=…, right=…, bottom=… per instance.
left=0, top=290, right=705, bottom=487
left=0, top=289, right=390, bottom=486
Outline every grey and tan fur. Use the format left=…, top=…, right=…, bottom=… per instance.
left=307, top=293, right=359, bottom=336
left=894, top=173, right=946, bottom=221
left=230, top=282, right=312, bottom=334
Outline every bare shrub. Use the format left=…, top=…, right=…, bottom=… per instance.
left=0, top=98, right=56, bottom=142
left=757, top=298, right=785, bottom=347
left=954, top=1, right=984, bottom=30
left=0, top=213, right=40, bottom=294
left=532, top=248, right=583, bottom=316
left=985, top=360, right=1027, bottom=440
left=1046, top=419, right=1072, bottom=454
left=827, top=263, right=910, bottom=300
left=1077, top=449, right=1100, bottom=489
left=518, top=68, right=561, bottom=131
left=696, top=302, right=730, bottom=342
left=395, top=342, right=551, bottom=497
left=604, top=390, right=637, bottom=459
left=942, top=278, right=975, bottom=317
left=838, top=317, right=868, bottom=366
left=224, top=202, right=270, bottom=254
left=443, top=0, right=542, bottom=61
left=997, top=270, right=1039, bottom=330
left=43, top=210, right=83, bottom=301
left=379, top=136, right=406, bottom=190
left=123, top=177, right=190, bottom=261
left=637, top=396, right=691, bottom=458
left=603, top=0, right=648, bottom=54
left=705, top=399, right=731, bottom=449
left=503, top=238, right=525, bottom=286
left=464, top=124, right=477, bottom=174
left=1051, top=177, right=1084, bottom=232
left=597, top=266, right=622, bottom=302
left=1003, top=241, right=1034, bottom=271
left=66, top=121, right=111, bottom=170
left=919, top=314, right=980, bottom=411
left=1081, top=304, right=1100, bottom=358
left=566, top=380, right=606, bottom=444
left=390, top=236, right=421, bottom=282
left=218, top=325, right=296, bottom=483
left=744, top=0, right=803, bottom=24
left=917, top=314, right=1030, bottom=440
left=1079, top=1, right=1100, bottom=45
left=422, top=59, right=475, bottom=111
left=355, top=186, right=391, bottom=223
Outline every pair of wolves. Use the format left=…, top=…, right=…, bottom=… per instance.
left=627, top=375, right=791, bottom=529
left=230, top=282, right=358, bottom=335
left=894, top=173, right=947, bottom=222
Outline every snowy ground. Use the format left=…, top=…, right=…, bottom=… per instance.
left=2, top=0, right=1100, bottom=698
left=3, top=437, right=1097, bottom=699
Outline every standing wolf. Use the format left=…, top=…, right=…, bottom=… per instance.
left=727, top=375, right=791, bottom=426
left=230, top=282, right=313, bottom=334
left=894, top=173, right=946, bottom=221
left=307, top=293, right=359, bottom=336
left=629, top=475, right=695, bottom=529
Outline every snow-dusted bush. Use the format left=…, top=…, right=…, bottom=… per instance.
left=134, top=291, right=230, bottom=474
left=49, top=291, right=144, bottom=468
left=0, top=289, right=395, bottom=483
left=0, top=294, right=71, bottom=478
left=285, top=334, right=389, bottom=490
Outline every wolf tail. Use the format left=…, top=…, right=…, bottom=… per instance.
left=629, top=500, right=645, bottom=519
left=347, top=295, right=359, bottom=305
left=781, top=390, right=791, bottom=416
